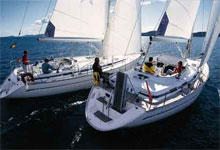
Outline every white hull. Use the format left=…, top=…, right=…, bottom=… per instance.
left=0, top=54, right=141, bottom=99
left=126, top=83, right=204, bottom=128
left=5, top=74, right=94, bottom=98
left=85, top=57, right=209, bottom=131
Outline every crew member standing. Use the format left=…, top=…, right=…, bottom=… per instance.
left=22, top=50, right=30, bottom=73
left=92, top=57, right=102, bottom=86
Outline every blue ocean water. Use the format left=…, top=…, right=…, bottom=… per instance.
left=0, top=36, right=219, bottom=149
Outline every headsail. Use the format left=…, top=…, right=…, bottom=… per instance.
left=200, top=0, right=220, bottom=66
left=156, top=0, right=200, bottom=41
left=102, top=0, right=141, bottom=57
left=42, top=0, right=109, bottom=42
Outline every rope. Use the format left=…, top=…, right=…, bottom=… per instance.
left=18, top=0, right=29, bottom=36
left=176, top=42, right=184, bottom=58
left=127, top=76, right=137, bottom=95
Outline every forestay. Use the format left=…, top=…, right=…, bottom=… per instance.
left=44, top=0, right=109, bottom=40
left=102, top=0, right=141, bottom=57
left=156, top=0, right=200, bottom=40
left=200, top=0, right=220, bottom=66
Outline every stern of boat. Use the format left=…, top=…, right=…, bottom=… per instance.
left=85, top=86, right=145, bottom=131
left=0, top=68, right=24, bottom=99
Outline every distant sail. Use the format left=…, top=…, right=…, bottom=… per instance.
left=157, top=12, right=169, bottom=36
left=157, top=0, right=200, bottom=40
left=44, top=0, right=109, bottom=40
left=200, top=0, right=220, bottom=66
left=102, top=0, right=141, bottom=57
left=45, top=21, right=55, bottom=37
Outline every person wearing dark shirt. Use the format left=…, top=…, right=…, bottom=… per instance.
left=92, top=57, right=102, bottom=86
left=42, top=58, right=56, bottom=74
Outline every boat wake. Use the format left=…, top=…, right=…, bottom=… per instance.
left=0, top=98, right=87, bottom=148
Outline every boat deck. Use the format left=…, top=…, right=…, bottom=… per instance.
left=109, top=58, right=200, bottom=105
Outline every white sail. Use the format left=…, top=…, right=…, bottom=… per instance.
left=200, top=0, right=220, bottom=66
left=102, top=0, right=141, bottom=57
left=44, top=0, right=109, bottom=40
left=157, top=0, right=200, bottom=40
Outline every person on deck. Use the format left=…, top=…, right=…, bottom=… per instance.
left=143, top=57, right=155, bottom=74
left=42, top=58, right=57, bottom=74
left=173, top=61, right=185, bottom=74
left=92, top=57, right=102, bottom=86
left=165, top=61, right=185, bottom=76
left=22, top=50, right=30, bottom=73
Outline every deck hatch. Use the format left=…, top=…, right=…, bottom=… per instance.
left=94, top=111, right=112, bottom=122
left=97, top=97, right=108, bottom=105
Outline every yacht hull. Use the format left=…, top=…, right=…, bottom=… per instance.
left=85, top=62, right=209, bottom=131
left=0, top=54, right=140, bottom=99
left=126, top=83, right=204, bottom=128
left=4, top=74, right=94, bottom=99
left=86, top=83, right=205, bottom=131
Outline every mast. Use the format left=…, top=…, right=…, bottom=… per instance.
left=200, top=0, right=220, bottom=67
left=184, top=37, right=192, bottom=58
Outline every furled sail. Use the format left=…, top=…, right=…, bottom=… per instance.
left=200, top=0, right=220, bottom=66
left=102, top=0, right=141, bottom=57
left=42, top=0, right=109, bottom=42
left=156, top=0, right=200, bottom=41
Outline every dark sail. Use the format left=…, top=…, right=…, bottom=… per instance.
left=45, top=21, right=55, bottom=37
left=157, top=12, right=169, bottom=36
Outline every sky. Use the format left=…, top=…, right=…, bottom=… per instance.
left=0, top=0, right=212, bottom=37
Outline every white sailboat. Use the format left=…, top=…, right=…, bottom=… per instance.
left=0, top=0, right=141, bottom=99
left=85, top=0, right=220, bottom=131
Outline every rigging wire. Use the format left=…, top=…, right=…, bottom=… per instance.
left=123, top=1, right=141, bottom=57
left=202, top=0, right=204, bottom=37
left=37, top=0, right=52, bottom=59
left=122, top=1, right=141, bottom=71
left=18, top=0, right=30, bottom=36
left=201, top=0, right=212, bottom=58
left=9, top=0, right=29, bottom=70
left=153, top=0, right=170, bottom=32
left=38, top=0, right=52, bottom=35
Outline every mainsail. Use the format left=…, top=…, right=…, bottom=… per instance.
left=43, top=0, right=109, bottom=42
left=156, top=0, right=200, bottom=41
left=102, top=0, right=141, bottom=57
left=200, top=0, right=220, bottom=66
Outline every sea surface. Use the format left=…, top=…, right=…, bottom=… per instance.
left=0, top=36, right=219, bottom=149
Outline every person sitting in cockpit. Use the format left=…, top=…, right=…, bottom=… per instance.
left=165, top=61, right=185, bottom=76
left=42, top=58, right=57, bottom=74
left=143, top=57, right=155, bottom=74
left=173, top=61, right=185, bottom=74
